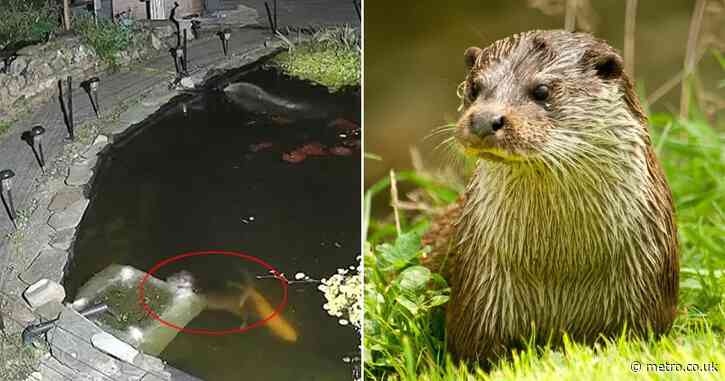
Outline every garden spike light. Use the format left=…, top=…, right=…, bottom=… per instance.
left=88, top=76, right=101, bottom=118
left=175, top=47, right=186, bottom=76
left=67, top=76, right=74, bottom=140
left=183, top=29, right=189, bottom=73
left=30, top=126, right=46, bottom=171
left=0, top=169, right=17, bottom=228
left=221, top=29, right=232, bottom=57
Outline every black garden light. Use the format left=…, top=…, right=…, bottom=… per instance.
left=87, top=76, right=101, bottom=118
left=183, top=29, right=189, bottom=73
left=65, top=76, right=75, bottom=140
left=30, top=126, right=46, bottom=171
left=220, top=29, right=232, bottom=56
left=264, top=1, right=278, bottom=35
left=0, top=169, right=17, bottom=228
left=174, top=47, right=187, bottom=76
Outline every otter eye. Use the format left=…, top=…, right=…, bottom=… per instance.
left=532, top=84, right=550, bottom=101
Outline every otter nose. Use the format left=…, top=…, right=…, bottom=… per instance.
left=470, top=112, right=506, bottom=138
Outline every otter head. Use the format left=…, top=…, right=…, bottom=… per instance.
left=456, top=30, right=646, bottom=164
left=167, top=270, right=196, bottom=292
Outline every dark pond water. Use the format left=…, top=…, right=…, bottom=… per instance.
left=64, top=66, right=360, bottom=381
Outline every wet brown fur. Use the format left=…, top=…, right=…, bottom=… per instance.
left=422, top=30, right=679, bottom=363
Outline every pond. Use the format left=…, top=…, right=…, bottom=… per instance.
left=63, top=65, right=361, bottom=381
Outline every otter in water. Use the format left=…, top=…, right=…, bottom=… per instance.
left=166, top=270, right=299, bottom=342
left=422, top=30, right=679, bottom=363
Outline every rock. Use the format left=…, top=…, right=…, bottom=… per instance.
left=23, top=279, right=66, bottom=308
left=118, top=103, right=154, bottom=126
left=20, top=248, right=68, bottom=284
left=50, top=228, right=75, bottom=250
left=65, top=159, right=95, bottom=186
left=48, top=198, right=89, bottom=231
left=17, top=43, right=44, bottom=56
left=39, top=356, right=78, bottom=381
left=7, top=56, right=29, bottom=75
left=91, top=332, right=140, bottom=364
left=82, top=134, right=109, bottom=159
left=35, top=300, right=65, bottom=321
left=141, top=373, right=168, bottom=381
left=5, top=300, right=37, bottom=332
left=179, top=76, right=195, bottom=89
left=48, top=189, right=83, bottom=212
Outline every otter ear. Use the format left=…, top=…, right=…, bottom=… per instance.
left=582, top=47, right=624, bottom=80
left=464, top=47, right=482, bottom=70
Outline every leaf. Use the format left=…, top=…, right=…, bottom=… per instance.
left=395, top=295, right=419, bottom=315
left=428, top=295, right=450, bottom=307
left=397, top=266, right=431, bottom=292
left=376, top=231, right=422, bottom=272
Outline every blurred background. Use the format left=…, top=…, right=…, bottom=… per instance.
left=363, top=0, right=725, bottom=187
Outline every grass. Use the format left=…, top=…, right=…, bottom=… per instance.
left=0, top=332, right=45, bottom=381
left=271, top=26, right=361, bottom=92
left=364, top=105, right=725, bottom=379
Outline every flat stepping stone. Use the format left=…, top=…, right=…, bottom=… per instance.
left=118, top=102, right=155, bottom=126
left=91, top=332, right=140, bottom=364
left=23, top=278, right=66, bottom=309
left=82, top=134, right=109, bottom=159
left=65, top=158, right=96, bottom=186
left=20, top=248, right=68, bottom=284
left=48, top=189, right=83, bottom=212
left=48, top=198, right=89, bottom=231
left=49, top=228, right=75, bottom=250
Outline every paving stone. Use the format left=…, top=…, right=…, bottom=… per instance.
left=65, top=161, right=95, bottom=186
left=48, top=328, right=121, bottom=381
left=35, top=300, right=66, bottom=321
left=39, top=355, right=78, bottom=381
left=23, top=278, right=66, bottom=308
left=48, top=198, right=89, bottom=231
left=118, top=103, right=155, bottom=126
left=82, top=135, right=109, bottom=159
left=20, top=248, right=68, bottom=284
left=49, top=228, right=75, bottom=250
left=91, top=332, right=140, bottom=364
left=5, top=296, right=36, bottom=328
left=141, top=92, right=174, bottom=108
left=48, top=189, right=83, bottom=212
left=46, top=307, right=170, bottom=381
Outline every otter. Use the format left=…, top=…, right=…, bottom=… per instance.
left=422, top=30, right=679, bottom=363
left=166, top=270, right=299, bottom=342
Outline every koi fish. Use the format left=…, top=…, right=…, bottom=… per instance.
left=244, top=287, right=298, bottom=342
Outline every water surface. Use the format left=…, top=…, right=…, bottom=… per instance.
left=66, top=67, right=360, bottom=381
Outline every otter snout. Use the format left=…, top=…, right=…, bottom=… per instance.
left=470, top=112, right=506, bottom=138
left=457, top=103, right=510, bottom=157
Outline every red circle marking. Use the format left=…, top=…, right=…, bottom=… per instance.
left=137, top=250, right=288, bottom=336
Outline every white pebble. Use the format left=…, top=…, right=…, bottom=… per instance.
left=294, top=272, right=306, bottom=280
left=338, top=319, right=349, bottom=326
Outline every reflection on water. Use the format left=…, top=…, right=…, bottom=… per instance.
left=65, top=66, right=361, bottom=380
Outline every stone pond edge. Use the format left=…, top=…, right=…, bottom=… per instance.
left=1, top=42, right=286, bottom=381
